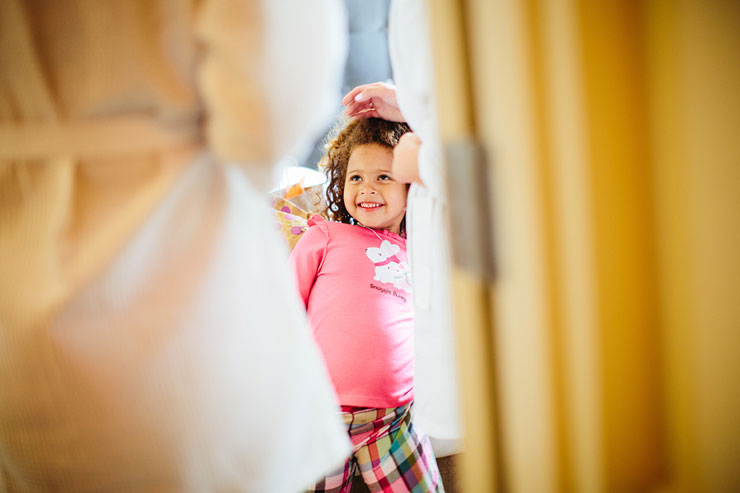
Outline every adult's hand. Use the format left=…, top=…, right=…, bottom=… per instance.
left=342, top=82, right=405, bottom=122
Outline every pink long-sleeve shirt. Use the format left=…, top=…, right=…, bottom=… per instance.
left=290, top=216, right=414, bottom=408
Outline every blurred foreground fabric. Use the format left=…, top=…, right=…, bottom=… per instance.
left=0, top=0, right=350, bottom=491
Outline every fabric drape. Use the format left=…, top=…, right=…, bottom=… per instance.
left=0, top=1, right=350, bottom=491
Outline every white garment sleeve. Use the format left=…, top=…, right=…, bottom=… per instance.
left=388, top=0, right=445, bottom=197
left=388, top=0, right=464, bottom=455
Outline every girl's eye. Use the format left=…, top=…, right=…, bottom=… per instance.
left=349, top=175, right=361, bottom=182
left=378, top=174, right=391, bottom=181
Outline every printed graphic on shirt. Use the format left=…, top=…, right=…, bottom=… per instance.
left=369, top=283, right=408, bottom=303
left=365, top=240, right=411, bottom=293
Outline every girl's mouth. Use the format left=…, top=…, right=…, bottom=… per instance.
left=358, top=202, right=384, bottom=209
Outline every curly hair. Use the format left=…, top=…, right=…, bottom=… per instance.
left=320, top=117, right=411, bottom=228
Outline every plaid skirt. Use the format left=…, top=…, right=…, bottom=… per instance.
left=307, top=403, right=444, bottom=493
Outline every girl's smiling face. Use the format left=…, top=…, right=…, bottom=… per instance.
left=343, top=143, right=408, bottom=234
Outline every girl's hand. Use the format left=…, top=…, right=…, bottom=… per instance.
left=342, top=82, right=405, bottom=122
left=392, top=132, right=424, bottom=185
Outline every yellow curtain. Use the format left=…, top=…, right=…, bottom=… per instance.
left=429, top=0, right=740, bottom=491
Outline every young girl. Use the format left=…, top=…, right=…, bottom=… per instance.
left=291, top=118, right=444, bottom=493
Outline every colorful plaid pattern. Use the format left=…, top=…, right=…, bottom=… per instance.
left=307, top=404, right=444, bottom=493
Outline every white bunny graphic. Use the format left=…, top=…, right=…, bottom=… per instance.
left=365, top=240, right=400, bottom=263
left=365, top=240, right=411, bottom=293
